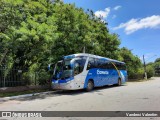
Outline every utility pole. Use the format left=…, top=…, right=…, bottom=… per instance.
left=143, top=55, right=147, bottom=80
left=3, top=64, right=6, bottom=88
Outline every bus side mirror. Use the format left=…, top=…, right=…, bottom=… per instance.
left=48, top=63, right=55, bottom=74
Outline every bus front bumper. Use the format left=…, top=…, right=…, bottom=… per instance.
left=52, top=82, right=77, bottom=90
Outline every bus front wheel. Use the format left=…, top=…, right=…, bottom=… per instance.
left=86, top=80, right=94, bottom=92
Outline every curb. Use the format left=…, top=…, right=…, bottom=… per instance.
left=0, top=91, right=55, bottom=102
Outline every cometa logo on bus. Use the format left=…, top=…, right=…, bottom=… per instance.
left=97, top=69, right=109, bottom=75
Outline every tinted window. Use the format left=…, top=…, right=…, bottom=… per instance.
left=115, top=62, right=126, bottom=70
left=104, top=61, right=113, bottom=69
left=76, top=56, right=87, bottom=60
left=87, top=57, right=95, bottom=70
left=121, top=64, right=126, bottom=70
left=74, top=57, right=87, bottom=75
left=63, top=59, right=72, bottom=70
left=97, top=59, right=106, bottom=68
left=87, top=58, right=124, bottom=70
left=109, top=62, right=115, bottom=69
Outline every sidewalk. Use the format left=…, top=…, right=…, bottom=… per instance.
left=0, top=91, right=55, bottom=102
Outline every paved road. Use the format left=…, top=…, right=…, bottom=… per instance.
left=0, top=77, right=160, bottom=120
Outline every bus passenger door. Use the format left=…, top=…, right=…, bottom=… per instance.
left=72, top=57, right=87, bottom=89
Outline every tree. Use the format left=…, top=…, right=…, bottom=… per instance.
left=50, top=3, right=121, bottom=60
left=153, top=58, right=160, bottom=76
left=0, top=0, right=58, bottom=84
left=155, top=58, right=160, bottom=63
left=118, top=47, right=143, bottom=79
left=146, top=64, right=154, bottom=78
left=0, top=0, right=143, bottom=85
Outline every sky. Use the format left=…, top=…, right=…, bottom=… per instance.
left=63, top=0, right=160, bottom=63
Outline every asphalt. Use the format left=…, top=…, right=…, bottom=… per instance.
left=0, top=77, right=160, bottom=120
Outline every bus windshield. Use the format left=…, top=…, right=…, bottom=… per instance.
left=53, top=56, right=87, bottom=80
left=61, top=59, right=73, bottom=79
left=53, top=59, right=73, bottom=80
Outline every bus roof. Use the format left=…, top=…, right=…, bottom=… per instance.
left=64, top=53, right=125, bottom=64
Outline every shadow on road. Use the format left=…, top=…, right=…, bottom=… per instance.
left=0, top=84, right=126, bottom=103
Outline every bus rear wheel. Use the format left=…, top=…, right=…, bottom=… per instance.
left=118, top=78, right=122, bottom=86
left=86, top=80, right=94, bottom=92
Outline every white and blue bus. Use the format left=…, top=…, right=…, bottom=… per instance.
left=50, top=53, right=127, bottom=91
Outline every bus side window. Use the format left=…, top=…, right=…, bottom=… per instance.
left=94, top=58, right=98, bottom=68
left=96, top=59, right=107, bottom=69
left=121, top=64, right=126, bottom=70
left=114, top=62, right=119, bottom=69
left=104, top=61, right=110, bottom=69
left=74, top=62, right=80, bottom=75
left=118, top=63, right=122, bottom=70
left=87, top=57, right=95, bottom=70
left=110, top=62, right=116, bottom=69
left=119, top=63, right=123, bottom=70
left=114, top=62, right=126, bottom=70
left=100, top=60, right=106, bottom=69
left=96, top=59, right=100, bottom=68
left=96, top=59, right=103, bottom=68
left=74, top=58, right=86, bottom=74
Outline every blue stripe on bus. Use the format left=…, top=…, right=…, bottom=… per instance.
left=84, top=68, right=127, bottom=88
left=52, top=77, right=74, bottom=84
left=63, top=55, right=75, bottom=60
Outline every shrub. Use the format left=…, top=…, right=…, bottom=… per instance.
left=146, top=65, right=154, bottom=78
left=37, top=69, right=51, bottom=85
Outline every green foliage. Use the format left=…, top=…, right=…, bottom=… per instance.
left=0, top=0, right=57, bottom=84
left=155, top=58, right=160, bottom=63
left=154, top=58, right=160, bottom=76
left=51, top=3, right=120, bottom=60
left=37, top=69, right=51, bottom=85
left=118, top=47, right=143, bottom=79
left=0, top=0, right=144, bottom=84
left=145, top=59, right=160, bottom=78
left=146, top=65, right=154, bottom=78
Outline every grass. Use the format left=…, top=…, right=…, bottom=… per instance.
left=0, top=89, right=52, bottom=98
left=127, top=79, right=145, bottom=82
left=128, top=77, right=155, bottom=82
